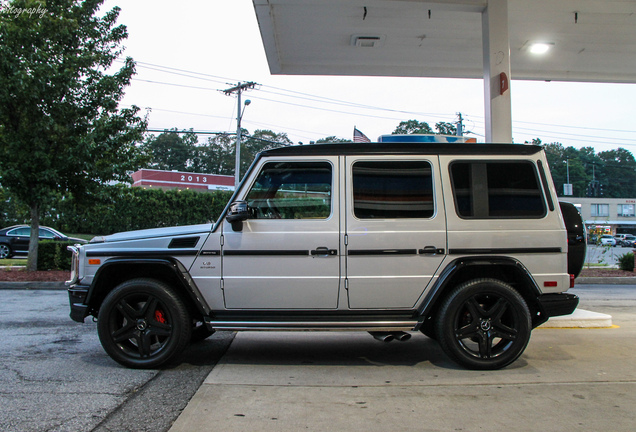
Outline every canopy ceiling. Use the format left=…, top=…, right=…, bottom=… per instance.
left=253, top=0, right=636, bottom=83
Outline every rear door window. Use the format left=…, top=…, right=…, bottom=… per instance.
left=450, top=161, right=546, bottom=218
left=352, top=160, right=434, bottom=219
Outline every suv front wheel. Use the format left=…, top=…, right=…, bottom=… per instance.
left=97, top=278, right=191, bottom=369
left=435, top=279, right=532, bottom=370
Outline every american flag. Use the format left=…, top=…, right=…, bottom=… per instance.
left=353, top=127, right=371, bottom=143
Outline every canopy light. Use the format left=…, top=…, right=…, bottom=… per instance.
left=529, top=42, right=554, bottom=54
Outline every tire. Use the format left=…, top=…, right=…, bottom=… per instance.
left=435, top=279, right=531, bottom=370
left=97, top=278, right=191, bottom=369
left=0, top=243, right=12, bottom=259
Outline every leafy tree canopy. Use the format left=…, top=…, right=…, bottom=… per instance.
left=315, top=136, right=352, bottom=144
left=0, top=0, right=147, bottom=269
left=392, top=119, right=458, bottom=136
left=142, top=128, right=198, bottom=172
left=536, top=138, right=636, bottom=198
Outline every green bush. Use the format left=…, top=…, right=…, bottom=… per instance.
left=618, top=252, right=635, bottom=272
left=37, top=241, right=76, bottom=271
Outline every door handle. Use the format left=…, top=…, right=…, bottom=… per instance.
left=419, top=246, right=445, bottom=255
left=311, top=247, right=338, bottom=257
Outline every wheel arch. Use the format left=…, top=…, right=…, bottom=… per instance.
left=417, top=256, right=546, bottom=332
left=85, top=258, right=210, bottom=320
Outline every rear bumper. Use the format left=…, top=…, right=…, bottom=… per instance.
left=68, top=284, right=91, bottom=323
left=538, top=293, right=579, bottom=319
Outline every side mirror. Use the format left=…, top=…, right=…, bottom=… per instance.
left=226, top=201, right=249, bottom=231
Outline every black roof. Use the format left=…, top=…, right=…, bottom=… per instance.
left=260, top=142, right=543, bottom=157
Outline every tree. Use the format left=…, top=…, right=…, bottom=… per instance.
left=143, top=128, right=198, bottom=172
left=392, top=119, right=434, bottom=135
left=392, top=119, right=459, bottom=136
left=315, top=136, right=351, bottom=144
left=597, top=148, right=636, bottom=198
left=435, top=121, right=457, bottom=136
left=198, top=133, right=236, bottom=176
left=542, top=141, right=589, bottom=197
left=0, top=0, right=147, bottom=270
left=242, top=129, right=292, bottom=173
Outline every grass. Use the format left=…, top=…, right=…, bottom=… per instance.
left=0, top=258, right=26, bottom=267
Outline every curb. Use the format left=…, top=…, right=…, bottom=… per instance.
left=539, top=308, right=613, bottom=328
left=0, top=281, right=67, bottom=290
left=575, top=277, right=636, bottom=285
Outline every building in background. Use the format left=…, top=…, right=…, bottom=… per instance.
left=131, top=169, right=234, bottom=192
left=560, top=197, right=636, bottom=236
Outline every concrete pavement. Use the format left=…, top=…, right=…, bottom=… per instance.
left=168, top=286, right=636, bottom=432
left=169, top=326, right=635, bottom=431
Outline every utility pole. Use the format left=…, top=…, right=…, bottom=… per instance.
left=223, top=81, right=257, bottom=188
left=456, top=112, right=464, bottom=137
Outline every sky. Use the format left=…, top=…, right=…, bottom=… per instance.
left=100, top=0, right=636, bottom=153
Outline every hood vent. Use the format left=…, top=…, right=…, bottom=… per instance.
left=169, top=236, right=200, bottom=249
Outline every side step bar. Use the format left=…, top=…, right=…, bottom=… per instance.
left=205, top=319, right=419, bottom=332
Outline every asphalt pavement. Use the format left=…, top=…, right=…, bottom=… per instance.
left=0, top=290, right=233, bottom=432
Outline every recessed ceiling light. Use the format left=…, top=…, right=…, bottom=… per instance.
left=529, top=42, right=554, bottom=54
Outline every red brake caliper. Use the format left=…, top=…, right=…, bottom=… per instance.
left=154, top=309, right=167, bottom=324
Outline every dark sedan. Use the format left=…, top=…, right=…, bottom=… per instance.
left=0, top=225, right=87, bottom=259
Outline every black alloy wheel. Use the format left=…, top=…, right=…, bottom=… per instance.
left=97, top=278, right=191, bottom=369
left=435, top=279, right=531, bottom=370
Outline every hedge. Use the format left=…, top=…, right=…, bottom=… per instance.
left=37, top=241, right=76, bottom=271
left=42, top=186, right=233, bottom=235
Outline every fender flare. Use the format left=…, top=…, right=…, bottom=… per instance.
left=415, top=256, right=543, bottom=330
left=86, top=257, right=211, bottom=316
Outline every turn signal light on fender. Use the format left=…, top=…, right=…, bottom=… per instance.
left=88, top=259, right=101, bottom=265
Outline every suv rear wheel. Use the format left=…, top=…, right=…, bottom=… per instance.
left=97, top=278, right=191, bottom=369
left=435, top=279, right=531, bottom=370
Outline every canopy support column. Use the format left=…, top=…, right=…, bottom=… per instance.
left=482, top=0, right=512, bottom=143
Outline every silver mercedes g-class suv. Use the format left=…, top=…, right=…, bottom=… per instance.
left=67, top=142, right=585, bottom=370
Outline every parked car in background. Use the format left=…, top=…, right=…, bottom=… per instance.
left=614, top=234, right=628, bottom=244
left=0, top=225, right=87, bottom=259
left=620, top=235, right=636, bottom=247
left=598, top=234, right=617, bottom=246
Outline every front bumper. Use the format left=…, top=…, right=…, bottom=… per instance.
left=68, top=284, right=91, bottom=323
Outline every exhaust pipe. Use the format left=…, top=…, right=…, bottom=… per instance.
left=393, top=331, right=411, bottom=342
left=369, top=331, right=394, bottom=342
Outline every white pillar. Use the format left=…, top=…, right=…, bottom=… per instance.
left=482, top=0, right=512, bottom=143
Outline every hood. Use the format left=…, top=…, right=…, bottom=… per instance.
left=90, top=223, right=213, bottom=243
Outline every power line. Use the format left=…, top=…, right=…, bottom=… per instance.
left=124, top=59, right=636, bottom=147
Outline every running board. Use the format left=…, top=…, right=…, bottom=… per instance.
left=204, top=319, right=419, bottom=332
